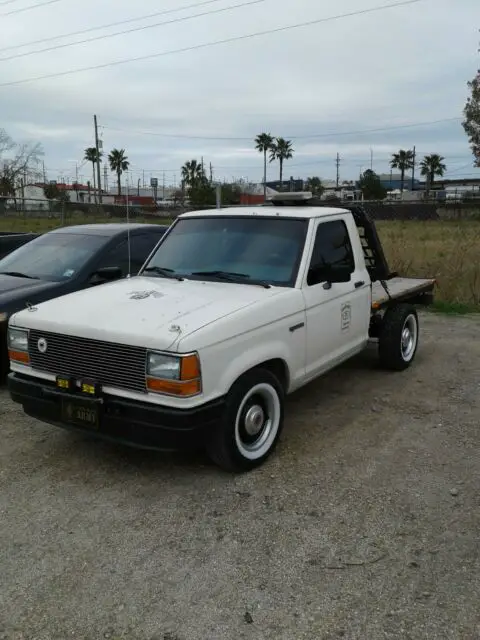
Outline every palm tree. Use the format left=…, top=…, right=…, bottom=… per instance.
left=254, top=133, right=274, bottom=200
left=108, top=148, right=130, bottom=196
left=420, top=154, right=446, bottom=193
left=390, top=149, right=415, bottom=193
left=269, top=138, right=294, bottom=191
left=181, top=159, right=205, bottom=190
left=84, top=147, right=102, bottom=203
left=305, top=176, right=324, bottom=197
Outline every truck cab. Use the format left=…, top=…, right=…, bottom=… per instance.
left=7, top=196, right=435, bottom=472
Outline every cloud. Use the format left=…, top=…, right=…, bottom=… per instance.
left=1, top=0, right=479, bottom=185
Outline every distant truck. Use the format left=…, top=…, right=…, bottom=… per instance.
left=0, top=232, right=39, bottom=260
left=7, top=194, right=435, bottom=472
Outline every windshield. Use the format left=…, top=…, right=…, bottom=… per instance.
left=142, top=216, right=308, bottom=287
left=0, top=232, right=107, bottom=282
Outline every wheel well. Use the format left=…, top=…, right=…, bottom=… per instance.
left=252, top=358, right=289, bottom=392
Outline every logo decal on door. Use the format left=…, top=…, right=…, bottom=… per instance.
left=341, top=303, right=351, bottom=331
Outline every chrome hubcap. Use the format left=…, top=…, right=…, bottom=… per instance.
left=234, top=383, right=281, bottom=460
left=244, top=404, right=265, bottom=436
left=401, top=315, right=417, bottom=360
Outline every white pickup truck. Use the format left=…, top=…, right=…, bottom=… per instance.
left=7, top=194, right=435, bottom=472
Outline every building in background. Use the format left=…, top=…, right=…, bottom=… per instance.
left=378, top=173, right=421, bottom=191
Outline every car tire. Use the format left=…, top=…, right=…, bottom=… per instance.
left=378, top=303, right=419, bottom=371
left=206, top=368, right=285, bottom=473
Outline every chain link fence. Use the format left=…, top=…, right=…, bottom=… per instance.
left=1, top=195, right=479, bottom=233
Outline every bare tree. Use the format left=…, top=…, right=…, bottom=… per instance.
left=0, top=129, right=44, bottom=205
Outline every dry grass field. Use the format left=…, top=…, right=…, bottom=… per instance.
left=0, top=212, right=173, bottom=233
left=376, top=220, right=480, bottom=312
left=1, top=214, right=479, bottom=311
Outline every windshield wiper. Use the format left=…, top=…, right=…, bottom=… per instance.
left=143, top=266, right=184, bottom=281
left=0, top=271, right=39, bottom=280
left=190, top=270, right=271, bottom=289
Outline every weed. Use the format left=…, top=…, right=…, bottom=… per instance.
left=377, top=220, right=480, bottom=312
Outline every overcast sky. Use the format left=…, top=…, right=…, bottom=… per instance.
left=0, top=0, right=478, bottom=187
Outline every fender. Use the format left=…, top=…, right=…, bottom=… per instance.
left=216, top=338, right=292, bottom=398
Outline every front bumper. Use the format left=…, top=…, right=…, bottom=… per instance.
left=8, top=372, right=224, bottom=452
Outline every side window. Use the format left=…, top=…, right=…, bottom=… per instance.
left=307, top=220, right=355, bottom=286
left=94, top=239, right=130, bottom=277
left=128, top=233, right=163, bottom=274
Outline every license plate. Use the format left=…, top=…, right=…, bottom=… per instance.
left=61, top=398, right=100, bottom=430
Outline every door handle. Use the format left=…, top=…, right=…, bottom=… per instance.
left=354, top=280, right=365, bottom=289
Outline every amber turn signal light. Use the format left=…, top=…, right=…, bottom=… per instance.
left=146, top=377, right=201, bottom=396
left=8, top=350, right=30, bottom=364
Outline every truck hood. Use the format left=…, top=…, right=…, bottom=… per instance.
left=10, top=275, right=285, bottom=350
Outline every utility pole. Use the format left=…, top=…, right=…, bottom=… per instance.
left=335, top=153, right=341, bottom=189
left=209, top=162, right=213, bottom=183
left=411, top=145, right=416, bottom=191
left=162, top=171, right=165, bottom=200
left=370, top=148, right=373, bottom=171
left=42, top=161, right=46, bottom=184
left=94, top=114, right=103, bottom=203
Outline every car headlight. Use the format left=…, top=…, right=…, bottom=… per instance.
left=147, top=352, right=181, bottom=380
left=146, top=351, right=201, bottom=397
left=7, top=327, right=30, bottom=364
left=0, top=312, right=8, bottom=323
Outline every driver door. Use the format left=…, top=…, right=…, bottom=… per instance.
left=302, top=216, right=370, bottom=380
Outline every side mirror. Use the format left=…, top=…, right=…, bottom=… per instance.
left=89, top=266, right=123, bottom=284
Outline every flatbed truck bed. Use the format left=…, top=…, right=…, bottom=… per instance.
left=372, top=277, right=436, bottom=310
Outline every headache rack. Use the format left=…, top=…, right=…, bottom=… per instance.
left=269, top=192, right=393, bottom=284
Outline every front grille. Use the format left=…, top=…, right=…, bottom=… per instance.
left=28, top=330, right=147, bottom=393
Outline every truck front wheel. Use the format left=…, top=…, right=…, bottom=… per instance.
left=206, top=368, right=285, bottom=472
left=378, top=303, right=419, bottom=371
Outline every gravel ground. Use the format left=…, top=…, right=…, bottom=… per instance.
left=0, top=313, right=479, bottom=640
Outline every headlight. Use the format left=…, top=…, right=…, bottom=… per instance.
left=147, top=352, right=181, bottom=380
left=7, top=327, right=30, bottom=364
left=0, top=312, right=8, bottom=323
left=146, top=351, right=201, bottom=397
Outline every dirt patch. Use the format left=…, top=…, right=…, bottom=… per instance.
left=0, top=313, right=479, bottom=640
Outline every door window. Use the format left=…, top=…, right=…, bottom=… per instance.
left=307, top=220, right=355, bottom=286
left=128, top=233, right=163, bottom=274
left=94, top=233, right=164, bottom=277
left=94, top=239, right=130, bottom=276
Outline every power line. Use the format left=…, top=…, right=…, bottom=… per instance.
left=0, top=0, right=226, bottom=53
left=293, top=117, right=461, bottom=140
left=101, top=116, right=460, bottom=142
left=0, top=0, right=267, bottom=62
left=1, top=0, right=62, bottom=16
left=446, top=162, right=475, bottom=175
left=0, top=0, right=263, bottom=61
left=0, top=0, right=426, bottom=87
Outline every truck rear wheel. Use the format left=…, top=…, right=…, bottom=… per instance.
left=378, top=303, right=419, bottom=371
left=206, top=368, right=285, bottom=472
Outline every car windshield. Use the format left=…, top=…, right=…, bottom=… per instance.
left=0, top=232, right=108, bottom=282
left=142, top=215, right=308, bottom=287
